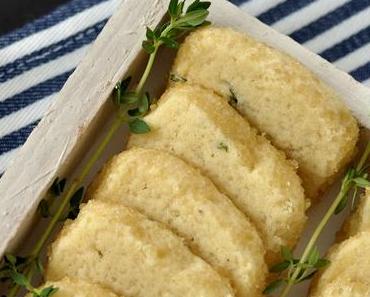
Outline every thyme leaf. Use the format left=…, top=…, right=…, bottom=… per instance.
left=129, top=119, right=151, bottom=134
left=217, top=142, right=229, bottom=152
left=67, top=187, right=85, bottom=220
left=36, top=287, right=59, bottom=297
left=170, top=73, right=187, bottom=82
left=265, top=246, right=330, bottom=295
left=0, top=255, right=56, bottom=297
left=186, top=0, right=211, bottom=12
left=50, top=178, right=66, bottom=197
left=38, top=179, right=85, bottom=221
left=228, top=88, right=238, bottom=108
left=263, top=279, right=286, bottom=295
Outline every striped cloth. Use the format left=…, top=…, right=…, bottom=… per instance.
left=0, top=0, right=369, bottom=176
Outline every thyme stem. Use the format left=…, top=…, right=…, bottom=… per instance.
left=35, top=116, right=123, bottom=256
left=135, top=21, right=173, bottom=95
left=136, top=46, right=159, bottom=95
left=8, top=117, right=123, bottom=297
left=279, top=143, right=370, bottom=297
left=356, top=142, right=370, bottom=172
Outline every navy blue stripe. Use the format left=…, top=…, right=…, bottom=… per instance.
left=229, top=0, right=251, bottom=5
left=0, top=19, right=107, bottom=84
left=320, top=25, right=370, bottom=62
left=0, top=0, right=109, bottom=49
left=258, top=0, right=317, bottom=25
left=0, top=70, right=73, bottom=119
left=350, top=61, right=370, bottom=82
left=290, top=0, right=370, bottom=44
left=0, top=120, right=40, bottom=155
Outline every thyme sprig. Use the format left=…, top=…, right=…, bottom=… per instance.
left=265, top=142, right=370, bottom=296
left=38, top=178, right=84, bottom=221
left=114, top=0, right=210, bottom=133
left=169, top=73, right=187, bottom=82
left=228, top=88, right=238, bottom=108
left=263, top=247, right=330, bottom=295
left=0, top=255, right=57, bottom=297
left=2, top=1, right=211, bottom=296
left=217, top=142, right=229, bottom=152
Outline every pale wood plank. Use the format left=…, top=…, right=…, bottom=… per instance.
left=0, top=0, right=168, bottom=256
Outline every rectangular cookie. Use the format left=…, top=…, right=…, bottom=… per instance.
left=89, top=147, right=267, bottom=297
left=128, top=83, right=307, bottom=262
left=171, top=26, right=359, bottom=200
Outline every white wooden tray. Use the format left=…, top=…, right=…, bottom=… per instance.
left=0, top=0, right=370, bottom=296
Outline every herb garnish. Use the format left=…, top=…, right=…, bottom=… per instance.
left=228, top=88, right=238, bottom=108
left=265, top=142, right=370, bottom=296
left=38, top=178, right=84, bottom=220
left=217, top=142, right=229, bottom=152
left=170, top=73, right=187, bottom=82
left=0, top=254, right=57, bottom=297
left=1, top=1, right=211, bottom=296
left=263, top=246, right=330, bottom=295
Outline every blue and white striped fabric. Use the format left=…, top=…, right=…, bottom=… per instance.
left=0, top=0, right=369, bottom=176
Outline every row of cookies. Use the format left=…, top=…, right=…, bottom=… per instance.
left=33, top=26, right=358, bottom=297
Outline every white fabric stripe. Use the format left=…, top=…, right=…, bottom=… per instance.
left=334, top=43, right=370, bottom=73
left=304, top=6, right=370, bottom=53
left=240, top=0, right=287, bottom=16
left=0, top=45, right=88, bottom=102
left=0, top=0, right=121, bottom=67
left=0, top=95, right=53, bottom=138
left=0, top=149, right=18, bottom=174
left=272, top=0, right=351, bottom=35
